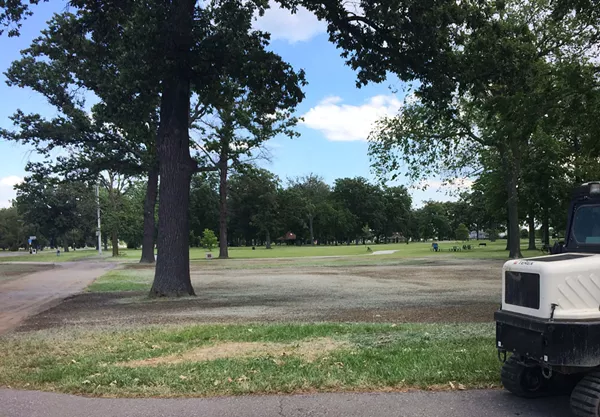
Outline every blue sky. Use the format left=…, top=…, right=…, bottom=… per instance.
left=0, top=1, right=461, bottom=207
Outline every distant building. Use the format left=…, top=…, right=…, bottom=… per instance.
left=469, top=230, right=488, bottom=240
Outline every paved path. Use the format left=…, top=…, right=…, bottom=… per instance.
left=0, top=389, right=573, bottom=417
left=0, top=261, right=114, bottom=334
left=0, top=252, right=23, bottom=258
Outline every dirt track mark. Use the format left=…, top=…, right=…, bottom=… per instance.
left=17, top=259, right=503, bottom=331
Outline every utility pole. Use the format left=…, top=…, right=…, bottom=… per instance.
left=96, top=182, right=102, bottom=255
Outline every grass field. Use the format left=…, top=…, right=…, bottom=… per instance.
left=0, top=323, right=499, bottom=397
left=87, top=269, right=152, bottom=292
left=0, top=249, right=102, bottom=263
left=114, top=239, right=545, bottom=262
left=0, top=240, right=546, bottom=264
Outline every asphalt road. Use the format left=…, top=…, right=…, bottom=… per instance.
left=0, top=389, right=573, bottom=417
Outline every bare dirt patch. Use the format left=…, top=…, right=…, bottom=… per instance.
left=17, top=258, right=504, bottom=332
left=119, top=337, right=348, bottom=367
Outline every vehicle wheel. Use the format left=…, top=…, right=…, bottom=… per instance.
left=501, top=356, right=548, bottom=398
left=571, top=372, right=600, bottom=417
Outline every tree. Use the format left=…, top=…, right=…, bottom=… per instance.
left=99, top=172, right=133, bottom=257
left=368, top=0, right=600, bottom=258
left=276, top=186, right=310, bottom=243
left=194, top=73, right=304, bottom=259
left=415, top=201, right=453, bottom=240
left=200, top=229, right=218, bottom=251
left=117, top=181, right=147, bottom=250
left=0, top=0, right=48, bottom=37
left=0, top=206, right=24, bottom=251
left=332, top=177, right=385, bottom=243
left=287, top=174, right=330, bottom=245
left=381, top=186, right=412, bottom=243
left=2, top=11, right=161, bottom=263
left=455, top=224, right=470, bottom=241
left=14, top=171, right=96, bottom=252
left=189, top=174, right=219, bottom=246
left=228, top=167, right=280, bottom=248
left=3, top=0, right=306, bottom=294
left=361, top=224, right=373, bottom=244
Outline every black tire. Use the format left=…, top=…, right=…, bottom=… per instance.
left=571, top=372, right=600, bottom=417
left=501, top=356, right=549, bottom=398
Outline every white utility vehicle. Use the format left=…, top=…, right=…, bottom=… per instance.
left=496, top=181, right=600, bottom=417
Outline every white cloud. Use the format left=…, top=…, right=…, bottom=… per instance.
left=0, top=175, right=23, bottom=208
left=301, top=95, right=402, bottom=141
left=253, top=1, right=326, bottom=43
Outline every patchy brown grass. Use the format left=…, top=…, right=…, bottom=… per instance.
left=0, top=263, right=55, bottom=280
left=119, top=337, right=349, bottom=367
left=0, top=323, right=500, bottom=397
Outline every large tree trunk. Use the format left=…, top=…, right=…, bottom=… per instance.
left=542, top=206, right=550, bottom=246
left=111, top=229, right=119, bottom=257
left=218, top=152, right=229, bottom=259
left=528, top=209, right=536, bottom=251
left=507, top=159, right=522, bottom=259
left=265, top=230, right=272, bottom=249
left=309, top=215, right=314, bottom=245
left=140, top=168, right=158, bottom=264
left=150, top=0, right=196, bottom=297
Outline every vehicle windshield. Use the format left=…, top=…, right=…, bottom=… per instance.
left=572, top=205, right=600, bottom=244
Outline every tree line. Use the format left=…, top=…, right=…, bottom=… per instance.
left=1, top=0, right=598, bottom=297
left=1, top=166, right=566, bottom=253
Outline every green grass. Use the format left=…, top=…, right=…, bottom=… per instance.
left=1, top=240, right=546, bottom=264
left=0, top=249, right=102, bottom=263
left=0, top=323, right=500, bottom=397
left=113, top=239, right=545, bottom=263
left=87, top=270, right=153, bottom=292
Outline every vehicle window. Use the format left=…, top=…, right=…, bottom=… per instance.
left=573, top=205, right=600, bottom=244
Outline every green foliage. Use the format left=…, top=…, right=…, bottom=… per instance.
left=200, top=229, right=218, bottom=251
left=414, top=201, right=453, bottom=240
left=286, top=174, right=330, bottom=243
left=487, top=229, right=499, bottom=242
left=455, top=224, right=470, bottom=241
left=114, top=181, right=147, bottom=250
left=14, top=175, right=96, bottom=250
left=0, top=0, right=47, bottom=37
left=332, top=177, right=385, bottom=240
left=361, top=224, right=373, bottom=241
left=189, top=174, right=219, bottom=244
left=0, top=206, right=24, bottom=250
left=229, top=167, right=280, bottom=247
left=366, top=0, right=600, bottom=258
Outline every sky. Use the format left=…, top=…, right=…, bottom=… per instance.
left=0, top=1, right=463, bottom=208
